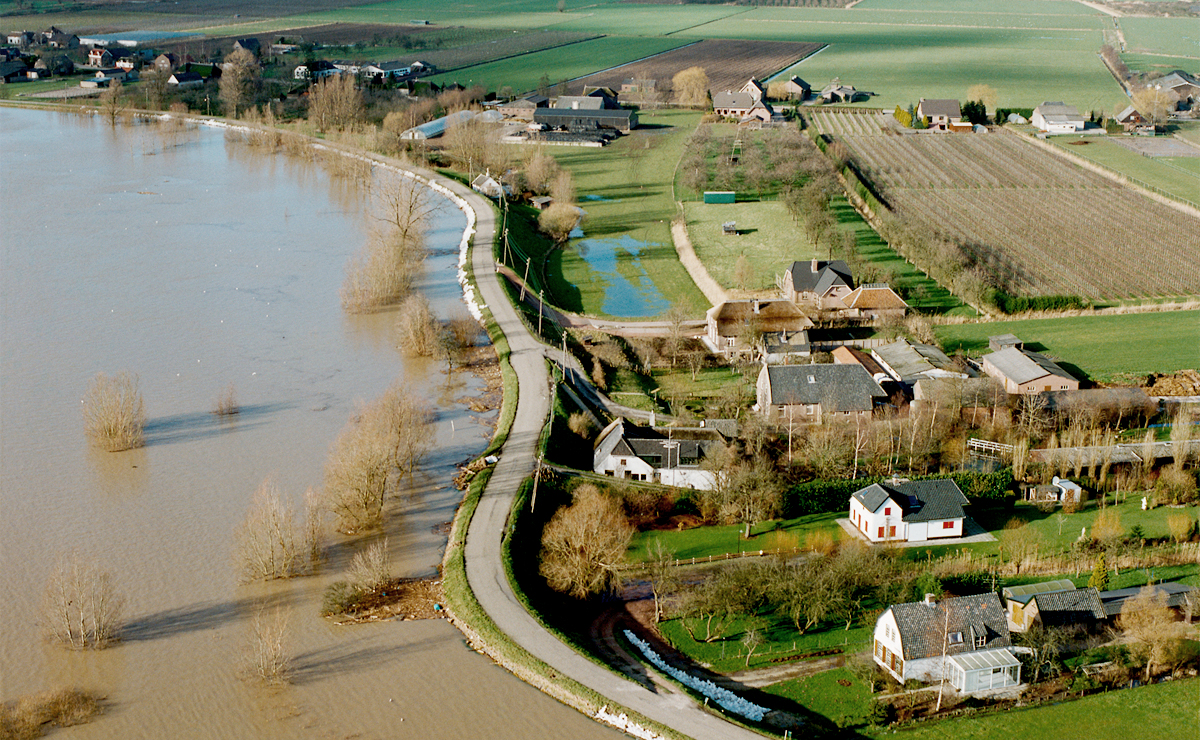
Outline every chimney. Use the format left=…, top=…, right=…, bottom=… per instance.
left=753, top=299, right=760, bottom=314
left=811, top=258, right=819, bottom=273
left=924, top=593, right=937, bottom=607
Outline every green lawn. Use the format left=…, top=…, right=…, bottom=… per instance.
left=657, top=609, right=873, bottom=674
left=1049, top=135, right=1200, bottom=206
left=549, top=109, right=710, bottom=317
left=683, top=199, right=803, bottom=292
left=1120, top=17, right=1200, bottom=59
left=865, top=677, right=1200, bottom=740
left=763, top=667, right=875, bottom=728
left=628, top=511, right=846, bottom=562
left=935, top=311, right=1200, bottom=381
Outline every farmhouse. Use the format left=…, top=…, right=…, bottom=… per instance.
left=705, top=299, right=812, bottom=358
left=848, top=478, right=970, bottom=543
left=363, top=61, right=412, bottom=80
left=497, top=94, right=548, bottom=120
left=1153, top=70, right=1200, bottom=106
left=755, top=363, right=885, bottom=423
left=620, top=78, right=657, bottom=95
left=759, top=330, right=811, bottom=364
left=1032, top=101, right=1085, bottom=133
left=592, top=419, right=721, bottom=489
left=819, top=81, right=864, bottom=104
left=471, top=172, right=512, bottom=200
left=7, top=31, right=34, bottom=48
left=712, top=91, right=774, bottom=122
left=781, top=259, right=854, bottom=309
left=43, top=28, right=79, bottom=49
left=1114, top=105, right=1149, bottom=132
left=871, top=338, right=969, bottom=385
left=233, top=38, right=261, bottom=56
left=874, top=593, right=1019, bottom=692
left=294, top=60, right=339, bottom=80
left=981, top=347, right=1078, bottom=394
left=838, top=283, right=907, bottom=321
left=916, top=98, right=962, bottom=130
left=775, top=75, right=810, bottom=101
left=154, top=53, right=178, bottom=72
left=167, top=71, right=204, bottom=88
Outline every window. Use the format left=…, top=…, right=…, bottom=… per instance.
left=948, top=632, right=963, bottom=646
left=975, top=634, right=987, bottom=648
left=877, top=526, right=884, bottom=538
left=888, top=526, right=896, bottom=538
left=620, top=458, right=626, bottom=465
left=943, top=521, right=954, bottom=529
left=884, top=507, right=891, bottom=516
left=605, top=470, right=614, bottom=476
left=885, top=625, right=892, bottom=640
left=726, top=337, right=735, bottom=347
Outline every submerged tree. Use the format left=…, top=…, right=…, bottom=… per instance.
left=43, top=552, right=124, bottom=649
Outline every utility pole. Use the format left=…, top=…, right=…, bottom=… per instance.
left=537, top=289, right=544, bottom=336
left=531, top=454, right=543, bottom=512
left=561, top=332, right=567, bottom=384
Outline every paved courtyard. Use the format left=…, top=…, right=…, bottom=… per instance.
left=837, top=516, right=996, bottom=547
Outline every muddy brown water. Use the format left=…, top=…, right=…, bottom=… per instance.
left=0, top=108, right=616, bottom=738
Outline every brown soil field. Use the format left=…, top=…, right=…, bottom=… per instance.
left=568, top=39, right=825, bottom=97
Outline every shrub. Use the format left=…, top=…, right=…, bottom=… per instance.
left=0, top=688, right=101, bottom=740
left=82, top=371, right=145, bottom=451
left=395, top=294, right=439, bottom=356
left=42, top=552, right=124, bottom=649
left=234, top=478, right=321, bottom=582
left=347, top=538, right=390, bottom=593
left=212, top=382, right=239, bottom=417
left=321, top=581, right=362, bottom=616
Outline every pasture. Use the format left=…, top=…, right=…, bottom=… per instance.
left=935, top=311, right=1200, bottom=381
left=426, top=36, right=687, bottom=93
left=864, top=678, right=1199, bottom=740
left=814, top=110, right=1200, bottom=300
left=1050, top=135, right=1200, bottom=207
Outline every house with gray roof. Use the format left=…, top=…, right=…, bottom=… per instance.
left=848, top=478, right=970, bottom=543
left=1099, top=582, right=1199, bottom=619
left=781, top=259, right=854, bottom=309
left=981, top=346, right=1078, bottom=394
left=871, top=338, right=970, bottom=385
left=1023, top=587, right=1106, bottom=631
left=917, top=98, right=962, bottom=130
left=533, top=107, right=637, bottom=133
left=592, top=418, right=722, bottom=489
left=712, top=90, right=774, bottom=122
left=498, top=94, right=548, bottom=120
left=755, top=363, right=885, bottom=424
left=775, top=75, right=810, bottom=101
left=1032, top=101, right=1084, bottom=133
left=1153, top=70, right=1200, bottom=105
left=874, top=593, right=1019, bottom=691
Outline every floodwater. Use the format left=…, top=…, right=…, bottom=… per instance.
left=0, top=108, right=616, bottom=739
left=575, top=235, right=670, bottom=317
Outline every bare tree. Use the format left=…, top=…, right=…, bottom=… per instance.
left=322, top=385, right=432, bottom=532
left=246, top=604, right=291, bottom=684
left=99, top=79, right=126, bottom=125
left=347, top=538, right=390, bottom=593
left=998, top=518, right=1042, bottom=575
left=965, top=84, right=998, bottom=113
left=522, top=147, right=560, bottom=194
left=42, top=552, right=124, bottom=649
left=537, top=202, right=580, bottom=245
left=212, top=382, right=239, bottom=417
left=672, top=66, right=710, bottom=109
left=82, top=371, right=145, bottom=452
left=234, top=477, right=321, bottom=582
left=307, top=73, right=363, bottom=133
left=218, top=47, right=260, bottom=117
left=1132, top=84, right=1178, bottom=125
left=539, top=484, right=633, bottom=599
left=395, top=293, right=440, bottom=356
left=1120, top=586, right=1191, bottom=681
left=341, top=174, right=433, bottom=312
left=646, top=540, right=679, bottom=624
left=742, top=628, right=763, bottom=667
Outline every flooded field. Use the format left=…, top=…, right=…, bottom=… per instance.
left=574, top=235, right=670, bottom=317
left=0, top=108, right=616, bottom=739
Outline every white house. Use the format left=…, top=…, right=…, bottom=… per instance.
left=593, top=419, right=720, bottom=490
left=874, top=593, right=1019, bottom=693
left=1032, top=101, right=1085, bottom=133
left=471, top=172, right=512, bottom=200
left=848, top=478, right=969, bottom=543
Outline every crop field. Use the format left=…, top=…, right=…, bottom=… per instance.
left=1120, top=16, right=1200, bottom=58
left=935, top=311, right=1200, bottom=381
left=568, top=39, right=825, bottom=97
left=426, top=35, right=686, bottom=93
left=812, top=110, right=1200, bottom=300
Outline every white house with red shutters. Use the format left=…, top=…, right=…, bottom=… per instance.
left=848, top=478, right=969, bottom=543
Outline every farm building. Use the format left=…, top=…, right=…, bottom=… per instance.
left=1099, top=583, right=1199, bottom=619
left=592, top=419, right=722, bottom=489
left=849, top=478, right=971, bottom=544
left=620, top=78, right=657, bottom=95
left=871, top=338, right=970, bottom=385
left=497, top=94, right=548, bottom=120
left=1032, top=101, right=1085, bottom=133
left=755, top=363, right=885, bottom=424
left=838, top=283, right=908, bottom=321
left=1114, top=105, right=1149, bottom=132
left=401, top=109, right=475, bottom=140
left=917, top=98, right=962, bottom=130
left=912, top=377, right=1006, bottom=414
left=981, top=347, right=1078, bottom=394
left=774, top=75, right=810, bottom=100
left=760, top=330, right=811, bottom=364
left=705, top=299, right=812, bottom=358
left=781, top=259, right=853, bottom=309
left=874, top=593, right=1018, bottom=692
left=1152, top=70, right=1200, bottom=106
left=532, top=108, right=637, bottom=133
left=819, top=81, right=864, bottom=104
left=712, top=91, right=774, bottom=122
left=832, top=346, right=890, bottom=384
left=1026, top=476, right=1083, bottom=505
left=362, top=61, right=412, bottom=80
left=233, top=38, right=261, bottom=56
left=471, top=173, right=511, bottom=200
left=553, top=95, right=606, bottom=111
left=988, top=334, right=1023, bottom=352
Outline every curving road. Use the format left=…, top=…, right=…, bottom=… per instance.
left=429, top=179, right=765, bottom=740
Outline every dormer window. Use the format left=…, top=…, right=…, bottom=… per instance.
left=948, top=632, right=963, bottom=646
left=975, top=634, right=987, bottom=648
left=808, top=375, right=815, bottom=383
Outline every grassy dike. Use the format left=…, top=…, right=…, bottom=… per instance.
left=439, top=204, right=686, bottom=740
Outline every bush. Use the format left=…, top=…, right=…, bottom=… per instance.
left=42, top=553, right=124, bottom=650
left=320, top=581, right=362, bottom=616
left=82, top=371, right=145, bottom=452
left=0, top=688, right=102, bottom=740
left=990, top=291, right=1087, bottom=314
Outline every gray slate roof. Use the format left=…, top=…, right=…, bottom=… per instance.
left=851, top=478, right=969, bottom=523
left=763, top=363, right=885, bottom=412
left=712, top=91, right=758, bottom=110
left=1099, top=582, right=1198, bottom=617
left=1032, top=587, right=1105, bottom=625
left=787, top=260, right=853, bottom=294
left=872, top=338, right=963, bottom=383
left=890, top=593, right=1010, bottom=661
left=919, top=98, right=961, bottom=119
left=984, top=347, right=1074, bottom=385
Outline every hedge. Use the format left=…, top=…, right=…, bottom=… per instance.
left=990, top=291, right=1088, bottom=315
left=782, top=469, right=1014, bottom=518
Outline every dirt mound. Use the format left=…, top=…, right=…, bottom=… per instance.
left=1141, top=370, right=1200, bottom=396
left=332, top=578, right=446, bottom=625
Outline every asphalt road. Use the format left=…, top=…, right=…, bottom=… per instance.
left=439, top=179, right=765, bottom=740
